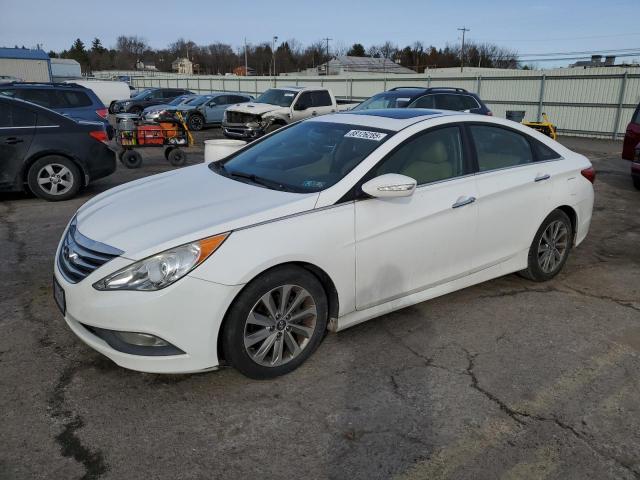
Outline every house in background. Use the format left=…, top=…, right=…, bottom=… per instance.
left=0, top=47, right=51, bottom=82
left=171, top=57, right=193, bottom=74
left=135, top=59, right=158, bottom=71
left=233, top=65, right=256, bottom=76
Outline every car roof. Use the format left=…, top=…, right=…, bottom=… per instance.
left=311, top=109, right=463, bottom=131
left=0, top=95, right=71, bottom=120
left=0, top=81, right=89, bottom=90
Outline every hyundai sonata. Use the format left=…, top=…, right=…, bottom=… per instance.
left=53, top=109, right=595, bottom=378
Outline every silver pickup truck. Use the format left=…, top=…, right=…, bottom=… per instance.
left=222, top=86, right=357, bottom=140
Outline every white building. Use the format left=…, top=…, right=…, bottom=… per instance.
left=171, top=57, right=193, bottom=74
left=0, top=48, right=51, bottom=82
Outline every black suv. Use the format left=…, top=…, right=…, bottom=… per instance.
left=0, top=97, right=116, bottom=201
left=110, top=88, right=194, bottom=115
left=353, top=87, right=492, bottom=115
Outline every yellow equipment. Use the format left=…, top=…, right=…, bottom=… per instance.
left=523, top=113, right=558, bottom=140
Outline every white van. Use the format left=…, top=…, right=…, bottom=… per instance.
left=66, top=80, right=130, bottom=108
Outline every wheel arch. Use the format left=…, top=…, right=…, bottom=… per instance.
left=21, top=151, right=89, bottom=189
left=216, top=261, right=340, bottom=362
left=555, top=205, right=578, bottom=246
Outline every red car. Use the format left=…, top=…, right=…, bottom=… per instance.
left=622, top=103, right=640, bottom=190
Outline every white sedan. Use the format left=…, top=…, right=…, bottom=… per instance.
left=53, top=109, right=595, bottom=378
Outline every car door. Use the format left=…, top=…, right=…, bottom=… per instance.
left=310, top=90, right=336, bottom=116
left=204, top=95, right=230, bottom=123
left=354, top=124, right=478, bottom=310
left=0, top=101, right=36, bottom=189
left=291, top=92, right=313, bottom=122
left=468, top=123, right=554, bottom=271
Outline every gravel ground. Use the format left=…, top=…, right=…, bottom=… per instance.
left=1, top=130, right=639, bottom=480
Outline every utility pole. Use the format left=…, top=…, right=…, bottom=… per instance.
left=458, top=27, right=470, bottom=72
left=322, top=37, right=332, bottom=74
left=272, top=35, right=278, bottom=81
left=244, top=37, right=248, bottom=76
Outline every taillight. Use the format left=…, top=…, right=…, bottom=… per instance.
left=581, top=167, right=596, bottom=183
left=89, top=130, right=108, bottom=144
left=96, top=108, right=108, bottom=119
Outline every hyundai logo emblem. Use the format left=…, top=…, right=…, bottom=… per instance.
left=63, top=245, right=79, bottom=262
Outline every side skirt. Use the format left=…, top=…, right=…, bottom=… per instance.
left=331, top=250, right=528, bottom=332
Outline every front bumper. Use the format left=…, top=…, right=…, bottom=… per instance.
left=222, top=122, right=265, bottom=139
left=54, top=256, right=243, bottom=374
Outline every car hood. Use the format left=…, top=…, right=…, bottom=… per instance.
left=74, top=164, right=319, bottom=259
left=227, top=102, right=285, bottom=116
left=142, top=103, right=174, bottom=113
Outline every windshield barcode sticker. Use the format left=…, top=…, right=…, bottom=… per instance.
left=344, top=130, right=388, bottom=141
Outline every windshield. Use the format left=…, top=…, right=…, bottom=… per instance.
left=186, top=95, right=212, bottom=106
left=255, top=89, right=297, bottom=107
left=212, top=121, right=393, bottom=193
left=132, top=88, right=154, bottom=100
left=352, top=93, right=413, bottom=111
left=167, top=95, right=191, bottom=106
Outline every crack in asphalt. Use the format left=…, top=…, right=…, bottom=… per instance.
left=1, top=202, right=109, bottom=479
left=460, top=347, right=640, bottom=479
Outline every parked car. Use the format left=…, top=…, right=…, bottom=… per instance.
left=352, top=87, right=492, bottom=116
left=109, top=88, right=194, bottom=115
left=0, top=81, right=110, bottom=123
left=140, top=94, right=198, bottom=121
left=145, top=93, right=254, bottom=131
left=0, top=97, right=116, bottom=201
left=53, top=109, right=594, bottom=378
left=622, top=102, right=640, bottom=190
left=222, top=87, right=358, bottom=139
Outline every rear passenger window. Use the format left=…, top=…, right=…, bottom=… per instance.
left=372, top=126, right=465, bottom=185
left=312, top=90, right=333, bottom=107
left=460, top=95, right=480, bottom=110
left=0, top=104, right=36, bottom=127
left=410, top=95, right=435, bottom=109
left=435, top=94, right=466, bottom=111
left=56, top=91, right=92, bottom=108
left=470, top=125, right=533, bottom=171
left=532, top=139, right=561, bottom=161
left=18, top=89, right=56, bottom=108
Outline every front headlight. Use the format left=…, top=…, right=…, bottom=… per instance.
left=123, top=101, right=132, bottom=107
left=93, top=233, right=229, bottom=291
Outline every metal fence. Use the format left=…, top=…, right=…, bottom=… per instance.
left=120, top=70, right=640, bottom=139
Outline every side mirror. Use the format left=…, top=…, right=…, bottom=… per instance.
left=294, top=103, right=307, bottom=111
left=361, top=173, right=417, bottom=198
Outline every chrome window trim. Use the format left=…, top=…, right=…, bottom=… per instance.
left=0, top=125, right=59, bottom=129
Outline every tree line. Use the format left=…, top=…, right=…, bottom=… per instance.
left=48, top=36, right=519, bottom=75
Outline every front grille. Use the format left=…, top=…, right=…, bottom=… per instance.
left=58, top=222, right=123, bottom=283
left=226, top=111, right=260, bottom=124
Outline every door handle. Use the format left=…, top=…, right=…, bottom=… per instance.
left=311, top=110, right=318, bottom=116
left=452, top=196, right=476, bottom=209
left=534, top=174, right=551, bottom=182
left=5, top=137, right=24, bottom=145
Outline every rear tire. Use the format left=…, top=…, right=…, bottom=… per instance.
left=27, top=156, right=81, bottom=201
left=120, top=150, right=143, bottom=169
left=167, top=148, right=187, bottom=167
left=222, top=266, right=328, bottom=379
left=633, top=176, right=640, bottom=191
left=520, top=209, right=573, bottom=282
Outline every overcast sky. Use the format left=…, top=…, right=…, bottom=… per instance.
left=1, top=0, right=638, bottom=67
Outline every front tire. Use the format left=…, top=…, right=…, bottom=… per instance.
left=27, top=156, right=81, bottom=201
left=520, top=209, right=573, bottom=282
left=167, top=148, right=187, bottom=167
left=187, top=113, right=204, bottom=131
left=222, top=266, right=328, bottom=379
left=120, top=150, right=143, bottom=169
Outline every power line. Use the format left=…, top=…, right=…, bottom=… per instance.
left=518, top=46, right=640, bottom=57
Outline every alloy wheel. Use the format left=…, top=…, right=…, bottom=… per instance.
left=36, top=163, right=75, bottom=196
left=537, top=220, right=569, bottom=273
left=243, top=284, right=317, bottom=367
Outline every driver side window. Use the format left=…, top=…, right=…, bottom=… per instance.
left=372, top=126, right=465, bottom=186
